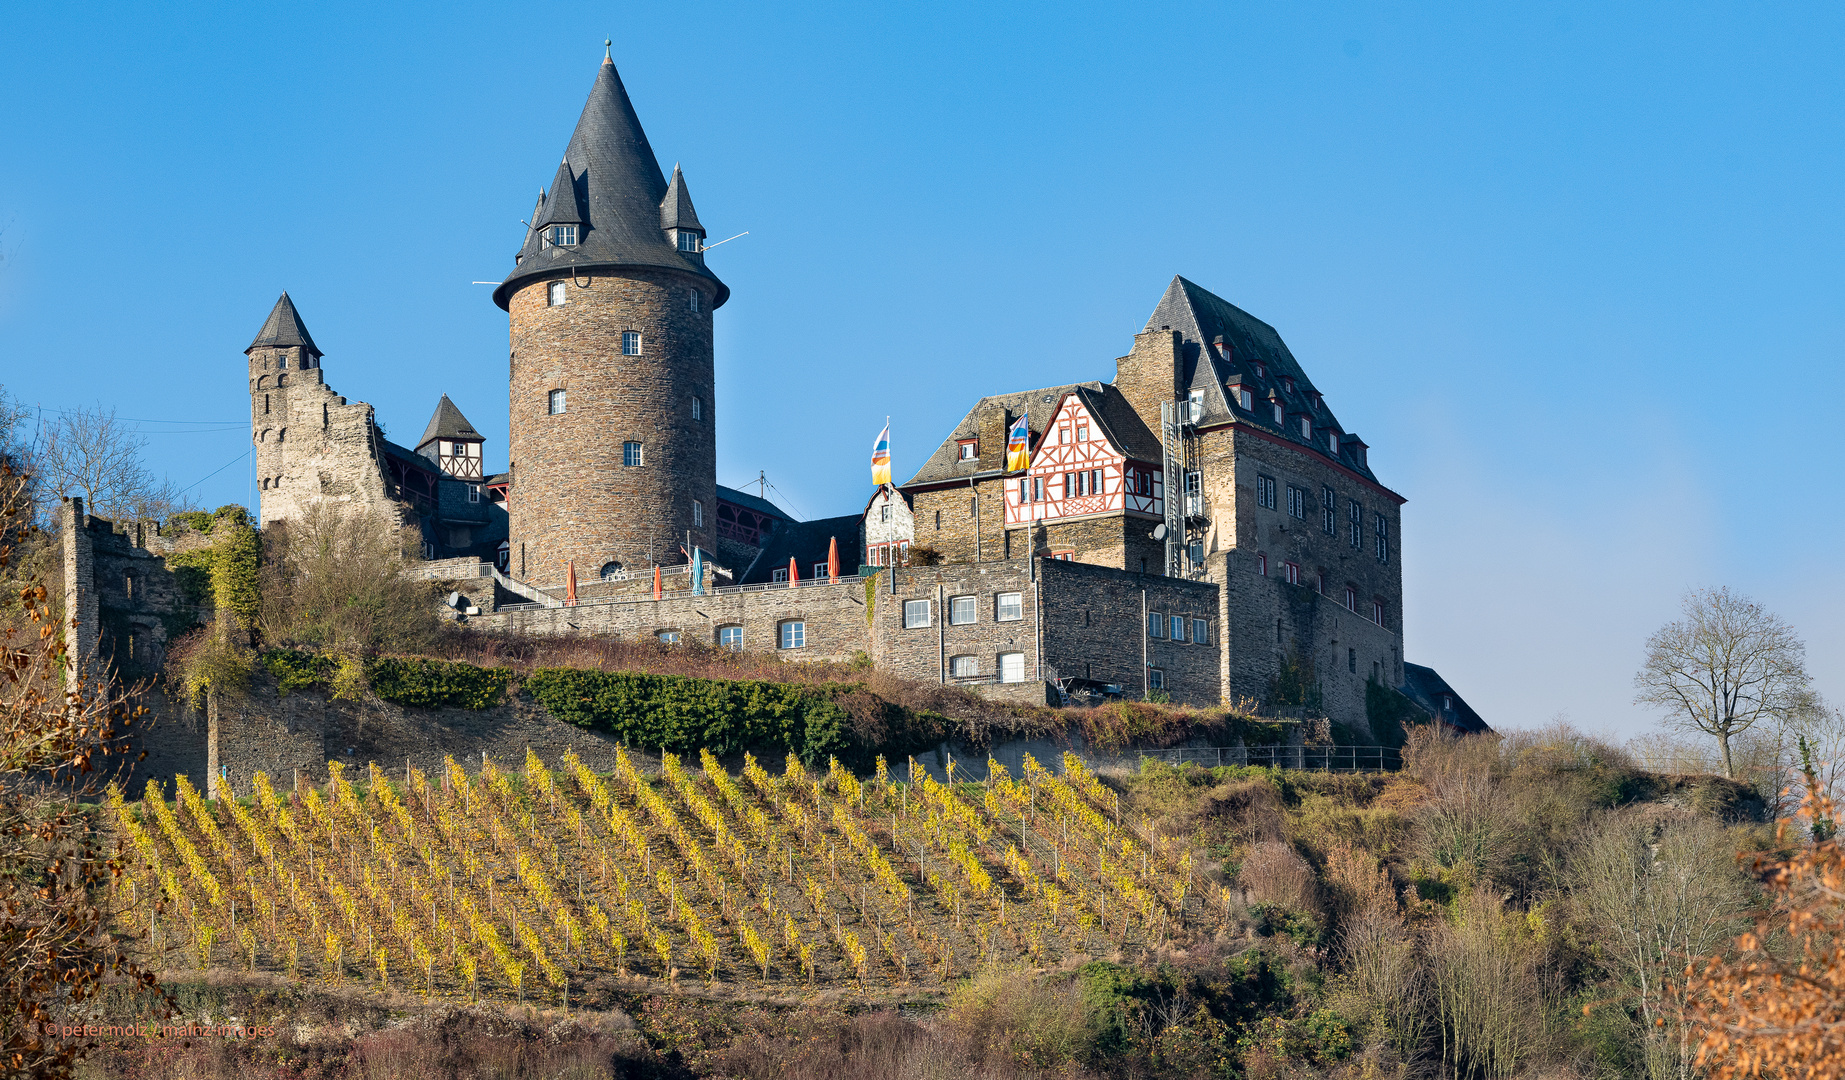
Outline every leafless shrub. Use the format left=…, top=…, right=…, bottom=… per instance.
left=1240, top=840, right=1320, bottom=914
left=259, top=504, right=444, bottom=653
left=1426, top=889, right=1560, bottom=1077
left=945, top=969, right=1104, bottom=1078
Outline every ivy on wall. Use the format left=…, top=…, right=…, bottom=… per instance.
left=524, top=668, right=850, bottom=763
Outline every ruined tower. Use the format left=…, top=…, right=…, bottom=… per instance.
left=494, top=55, right=727, bottom=585
left=247, top=293, right=387, bottom=527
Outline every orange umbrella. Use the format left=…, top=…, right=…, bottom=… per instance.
left=565, top=561, right=578, bottom=606
left=788, top=556, right=798, bottom=588
left=653, top=565, right=663, bottom=601
left=827, top=536, right=839, bottom=583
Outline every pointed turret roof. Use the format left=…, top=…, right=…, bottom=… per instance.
left=535, top=160, right=583, bottom=227
left=246, top=293, right=322, bottom=358
left=494, top=56, right=727, bottom=310
left=660, top=164, right=703, bottom=234
left=415, top=394, right=482, bottom=453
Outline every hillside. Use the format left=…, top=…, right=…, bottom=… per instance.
left=85, top=724, right=1770, bottom=1080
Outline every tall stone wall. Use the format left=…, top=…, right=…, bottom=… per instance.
left=1037, top=557, right=1220, bottom=706
left=506, top=267, right=717, bottom=587
left=250, top=345, right=388, bottom=528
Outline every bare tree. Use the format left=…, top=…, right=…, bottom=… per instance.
left=1634, top=587, right=1811, bottom=780
left=35, top=405, right=193, bottom=524
left=258, top=502, right=443, bottom=653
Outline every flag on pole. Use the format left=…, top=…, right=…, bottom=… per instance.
left=870, top=421, right=892, bottom=486
left=1005, top=411, right=1031, bottom=472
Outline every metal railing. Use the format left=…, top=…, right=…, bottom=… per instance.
left=495, top=573, right=868, bottom=612
left=1137, top=744, right=1402, bottom=773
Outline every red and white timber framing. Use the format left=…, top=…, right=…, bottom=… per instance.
left=1006, top=392, right=1163, bottom=526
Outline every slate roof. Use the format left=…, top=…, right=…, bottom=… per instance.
left=1145, top=276, right=1379, bottom=485
left=715, top=484, right=793, bottom=523
left=660, top=164, right=703, bottom=233
left=1402, top=664, right=1491, bottom=734
left=416, top=394, right=483, bottom=452
left=902, top=382, right=1161, bottom=488
left=738, top=514, right=863, bottom=585
left=246, top=293, right=322, bottom=358
left=494, top=58, right=727, bottom=310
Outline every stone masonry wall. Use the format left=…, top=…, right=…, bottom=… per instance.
left=507, top=267, right=717, bottom=588
left=250, top=344, right=389, bottom=528
left=868, top=560, right=1044, bottom=702
left=1037, top=558, right=1220, bottom=706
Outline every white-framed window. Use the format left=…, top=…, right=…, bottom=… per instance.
left=903, top=599, right=931, bottom=628
left=1256, top=474, right=1277, bottom=510
left=772, top=567, right=788, bottom=583
left=779, top=620, right=805, bottom=649
left=468, top=483, right=481, bottom=503
left=1148, top=667, right=1165, bottom=691
left=1373, top=601, right=1385, bottom=627
left=958, top=440, right=977, bottom=460
left=1323, top=486, right=1338, bottom=536
left=547, top=280, right=567, bottom=306
left=1284, top=561, right=1301, bottom=585
left=657, top=630, right=681, bottom=644
left=996, top=592, right=1023, bottom=622
left=678, top=230, right=701, bottom=252
left=1256, top=552, right=1267, bottom=576
left=998, top=652, right=1025, bottom=683
left=693, top=500, right=703, bottom=528
left=1345, top=586, right=1357, bottom=610
left=880, top=503, right=891, bottom=522
left=1192, top=618, right=1208, bottom=644
left=1238, top=388, right=1253, bottom=411
left=1349, top=499, right=1363, bottom=549
left=623, top=441, right=643, bottom=467
left=621, top=332, right=643, bottom=356
left=548, top=389, right=566, bottom=415
left=421, top=540, right=436, bottom=560
left=1315, top=573, right=1326, bottom=595
left=545, top=224, right=577, bottom=247
left=813, top=563, right=829, bottom=579
left=692, top=395, right=703, bottom=421
left=717, top=625, right=743, bottom=650
left=1285, top=376, right=1296, bottom=393
left=688, top=289, right=701, bottom=311
left=1301, top=417, right=1312, bottom=439
left=1375, top=514, right=1389, bottom=562
left=1076, top=422, right=1089, bottom=442
left=1272, top=402, right=1284, bottom=425
left=1187, top=389, right=1204, bottom=421
left=1170, top=615, right=1185, bottom=641
left=950, top=655, right=978, bottom=677
left=1329, top=432, right=1341, bottom=455
left=1148, top=611, right=1165, bottom=638
left=950, top=595, right=976, bottom=625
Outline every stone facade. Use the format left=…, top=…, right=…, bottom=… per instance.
left=506, top=268, right=716, bottom=587
left=861, top=484, right=913, bottom=567
left=60, top=498, right=219, bottom=685
left=250, top=344, right=389, bottom=527
left=1037, top=558, right=1220, bottom=706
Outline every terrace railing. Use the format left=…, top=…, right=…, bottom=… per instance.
left=1136, top=744, right=1403, bottom=773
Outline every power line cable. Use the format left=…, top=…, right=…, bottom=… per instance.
left=179, top=447, right=253, bottom=493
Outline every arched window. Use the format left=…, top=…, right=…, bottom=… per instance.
left=599, top=561, right=623, bottom=581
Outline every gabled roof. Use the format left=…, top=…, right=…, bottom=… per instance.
left=715, top=484, right=793, bottom=523
left=737, top=514, right=863, bottom=585
left=534, top=159, right=584, bottom=227
left=416, top=394, right=483, bottom=452
left=1402, top=663, right=1491, bottom=734
left=246, top=293, right=322, bottom=358
left=660, top=164, right=703, bottom=234
left=860, top=482, right=912, bottom=519
left=903, top=381, right=1161, bottom=488
left=1145, top=276, right=1378, bottom=483
left=494, top=57, right=727, bottom=310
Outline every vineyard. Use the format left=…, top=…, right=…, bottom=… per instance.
left=106, top=749, right=1224, bottom=1002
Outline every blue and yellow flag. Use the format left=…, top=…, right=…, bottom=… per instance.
left=1005, top=411, right=1031, bottom=472
left=870, top=422, right=892, bottom=486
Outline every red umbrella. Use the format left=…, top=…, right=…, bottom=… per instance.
left=565, top=561, right=578, bottom=606
left=827, top=536, right=839, bottom=583
left=788, top=556, right=799, bottom=588
left=653, top=565, right=663, bottom=601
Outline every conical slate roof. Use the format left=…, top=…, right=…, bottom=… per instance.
left=494, top=57, right=727, bottom=310
left=246, top=293, right=322, bottom=358
left=660, top=164, right=703, bottom=234
left=416, top=394, right=482, bottom=452
left=535, top=160, right=583, bottom=227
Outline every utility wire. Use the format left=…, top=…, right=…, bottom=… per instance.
left=179, top=447, right=252, bottom=493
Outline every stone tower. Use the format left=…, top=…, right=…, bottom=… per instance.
left=247, top=293, right=387, bottom=527
left=494, top=56, right=728, bottom=586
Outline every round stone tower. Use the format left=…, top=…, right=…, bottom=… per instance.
left=494, top=56, right=728, bottom=586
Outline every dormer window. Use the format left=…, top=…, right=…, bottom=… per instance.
left=677, top=231, right=701, bottom=253
left=544, top=225, right=578, bottom=248
left=547, top=281, right=567, bottom=306
left=1187, top=389, right=1204, bottom=421
left=1237, top=388, right=1253, bottom=411
left=1300, top=417, right=1312, bottom=439
left=958, top=440, right=978, bottom=460
left=1328, top=432, right=1340, bottom=455
left=1284, top=376, right=1296, bottom=393
left=1272, top=402, right=1284, bottom=425
left=1255, top=362, right=1267, bottom=378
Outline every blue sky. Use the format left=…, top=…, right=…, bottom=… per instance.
left=2, top=2, right=1841, bottom=739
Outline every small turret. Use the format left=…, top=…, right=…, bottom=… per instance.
left=415, top=394, right=486, bottom=479
left=661, top=163, right=705, bottom=259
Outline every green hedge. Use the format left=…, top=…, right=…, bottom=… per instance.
left=259, top=650, right=511, bottom=709
left=523, top=667, right=850, bottom=763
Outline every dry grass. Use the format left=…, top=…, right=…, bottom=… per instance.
left=1240, top=841, right=1320, bottom=915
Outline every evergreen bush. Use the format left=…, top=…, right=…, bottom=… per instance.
left=523, top=667, right=850, bottom=762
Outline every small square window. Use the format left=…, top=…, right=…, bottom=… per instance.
left=621, top=332, right=643, bottom=356
left=1148, top=668, right=1165, bottom=690
left=548, top=389, right=566, bottom=415
left=958, top=440, right=977, bottom=460
left=1169, top=615, right=1185, bottom=641
left=999, top=652, right=1025, bottom=683
left=1076, top=422, right=1089, bottom=442
left=996, top=592, right=1023, bottom=622
left=678, top=230, right=701, bottom=252
left=623, top=441, right=643, bottom=467
left=950, top=655, right=978, bottom=677
left=544, top=225, right=577, bottom=247
left=717, top=625, right=744, bottom=650
left=772, top=568, right=788, bottom=583
left=1148, top=611, right=1165, bottom=638
left=547, top=281, right=567, bottom=306
left=779, top=620, right=805, bottom=649
left=950, top=595, right=976, bottom=625
left=903, top=599, right=931, bottom=628
left=813, top=562, right=829, bottom=579
left=693, top=500, right=703, bottom=528
left=1192, top=618, right=1208, bottom=644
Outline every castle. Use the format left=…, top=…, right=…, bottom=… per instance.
left=65, top=52, right=1488, bottom=762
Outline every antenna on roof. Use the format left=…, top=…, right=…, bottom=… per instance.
left=700, top=231, right=749, bottom=252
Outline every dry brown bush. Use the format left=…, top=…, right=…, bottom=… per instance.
left=945, top=969, right=1106, bottom=1078
left=1426, top=889, right=1560, bottom=1077
left=259, top=505, right=444, bottom=654
left=1240, top=840, right=1321, bottom=914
